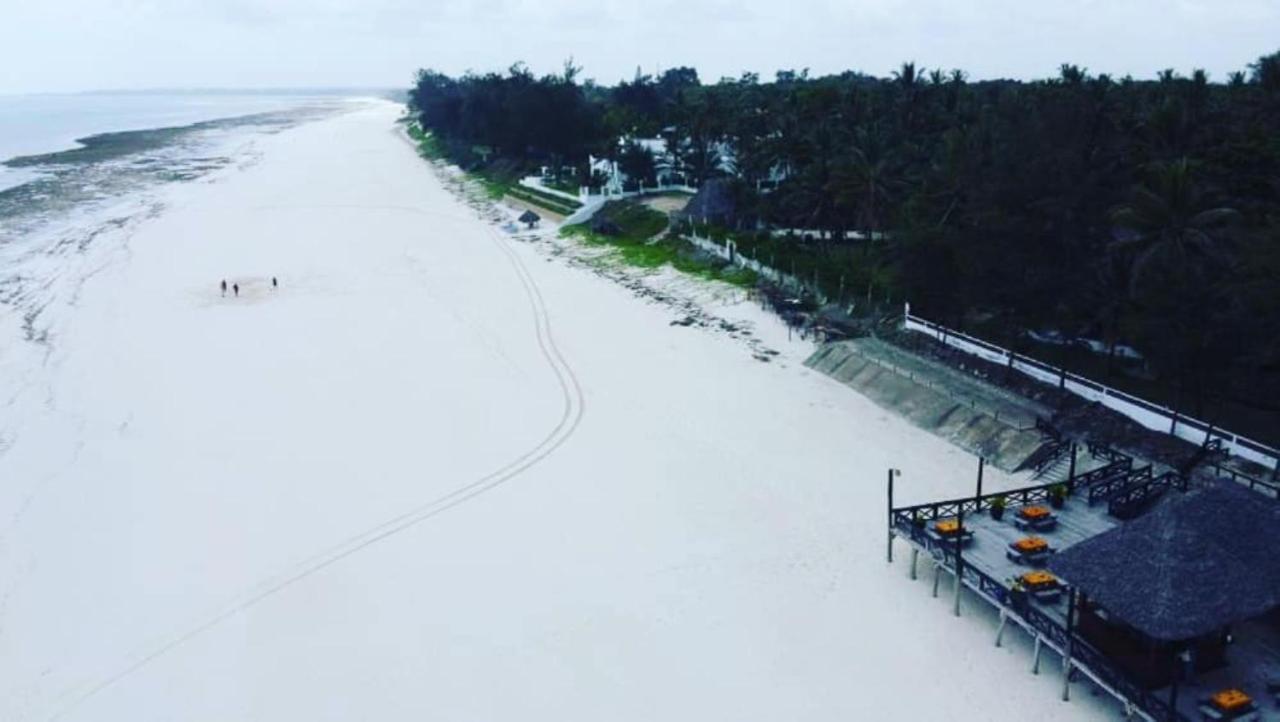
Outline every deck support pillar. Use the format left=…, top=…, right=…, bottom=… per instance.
left=994, top=609, right=1007, bottom=647
left=952, top=566, right=962, bottom=617
left=909, top=548, right=918, bottom=580
left=1062, top=657, right=1072, bottom=701
left=1031, top=635, right=1042, bottom=674
left=1063, top=588, right=1076, bottom=701
left=886, top=469, right=897, bottom=563
left=931, top=562, right=942, bottom=598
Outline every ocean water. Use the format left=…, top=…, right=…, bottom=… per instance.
left=0, top=92, right=382, bottom=237
left=0, top=92, right=341, bottom=192
left=0, top=91, right=390, bottom=358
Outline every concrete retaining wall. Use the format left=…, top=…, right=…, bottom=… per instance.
left=806, top=341, right=1050, bottom=472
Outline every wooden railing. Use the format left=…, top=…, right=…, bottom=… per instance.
left=889, top=513, right=1192, bottom=722
left=1210, top=463, right=1280, bottom=501
left=1108, top=470, right=1186, bottom=520
left=1087, top=464, right=1147, bottom=505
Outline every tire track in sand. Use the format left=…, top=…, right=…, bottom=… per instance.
left=46, top=205, right=585, bottom=721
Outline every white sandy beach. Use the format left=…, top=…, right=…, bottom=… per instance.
left=0, top=100, right=1114, bottom=721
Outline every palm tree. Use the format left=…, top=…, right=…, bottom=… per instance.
left=1108, top=158, right=1238, bottom=299
left=1248, top=51, right=1280, bottom=92
left=832, top=125, right=894, bottom=238
left=1109, top=159, right=1240, bottom=416
left=892, top=61, right=919, bottom=89
left=1059, top=64, right=1087, bottom=85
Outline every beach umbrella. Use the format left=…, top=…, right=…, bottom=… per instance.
left=519, top=210, right=541, bottom=228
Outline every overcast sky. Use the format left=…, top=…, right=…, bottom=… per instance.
left=2, top=0, right=1277, bottom=93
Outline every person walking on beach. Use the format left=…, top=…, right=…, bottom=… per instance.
left=272, top=276, right=278, bottom=290
left=221, top=279, right=227, bottom=297
left=233, top=283, right=239, bottom=297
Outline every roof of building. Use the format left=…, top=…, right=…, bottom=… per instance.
left=1048, top=482, right=1280, bottom=642
left=678, top=178, right=736, bottom=224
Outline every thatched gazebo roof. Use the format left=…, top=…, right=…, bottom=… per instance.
left=1048, top=482, right=1280, bottom=642
left=679, top=178, right=736, bottom=226
left=518, top=210, right=541, bottom=224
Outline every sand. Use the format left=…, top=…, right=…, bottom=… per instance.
left=0, top=100, right=1113, bottom=721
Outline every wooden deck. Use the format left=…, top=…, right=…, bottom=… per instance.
left=933, top=497, right=1280, bottom=721
left=957, top=495, right=1119, bottom=626
left=891, top=450, right=1280, bottom=722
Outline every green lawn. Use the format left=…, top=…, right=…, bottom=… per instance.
left=563, top=202, right=758, bottom=288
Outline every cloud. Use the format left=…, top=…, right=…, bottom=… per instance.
left=0, top=0, right=1276, bottom=93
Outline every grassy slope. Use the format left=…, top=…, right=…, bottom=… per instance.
left=563, top=201, right=757, bottom=288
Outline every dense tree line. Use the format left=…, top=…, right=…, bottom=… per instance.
left=409, top=53, right=1280, bottom=440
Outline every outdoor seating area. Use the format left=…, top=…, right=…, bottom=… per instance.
left=1199, top=688, right=1261, bottom=721
left=1017, top=570, right=1064, bottom=604
left=1013, top=504, right=1058, bottom=531
left=926, top=518, right=974, bottom=547
left=889, top=454, right=1280, bottom=722
left=1005, top=535, right=1054, bottom=565
left=895, top=467, right=1125, bottom=632
left=1148, top=614, right=1280, bottom=722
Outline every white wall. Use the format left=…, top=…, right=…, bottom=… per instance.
left=903, top=308, right=1279, bottom=471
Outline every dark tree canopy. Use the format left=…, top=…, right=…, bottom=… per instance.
left=410, top=52, right=1280, bottom=441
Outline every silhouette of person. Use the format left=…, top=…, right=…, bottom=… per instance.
left=221, top=279, right=227, bottom=297
left=233, top=283, right=239, bottom=297
left=272, top=276, right=278, bottom=289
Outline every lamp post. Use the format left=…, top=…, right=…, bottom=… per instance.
left=886, top=468, right=901, bottom=563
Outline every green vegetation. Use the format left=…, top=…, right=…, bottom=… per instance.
left=406, top=122, right=581, bottom=214
left=505, top=184, right=582, bottom=216
left=562, top=201, right=757, bottom=288
left=683, top=221, right=898, bottom=309
left=405, top=123, right=444, bottom=160
left=409, top=53, right=1280, bottom=440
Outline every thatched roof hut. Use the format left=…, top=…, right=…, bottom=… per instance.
left=1049, top=482, right=1280, bottom=641
left=519, top=210, right=541, bottom=228
left=679, top=178, right=736, bottom=226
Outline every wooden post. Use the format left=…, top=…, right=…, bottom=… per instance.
left=994, top=609, right=1007, bottom=647
left=953, top=510, right=964, bottom=617
left=976, top=457, right=985, bottom=499
left=1067, top=443, right=1078, bottom=494
left=909, top=548, right=919, bottom=580
left=932, top=562, right=942, bottom=597
left=1063, top=588, right=1076, bottom=701
left=1032, top=635, right=1043, bottom=674
left=886, top=469, right=896, bottom=563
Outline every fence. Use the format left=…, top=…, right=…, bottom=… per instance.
left=683, top=232, right=829, bottom=304
left=902, top=305, right=1280, bottom=472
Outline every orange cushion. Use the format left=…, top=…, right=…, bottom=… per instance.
left=1013, top=537, right=1048, bottom=553
left=1211, top=689, right=1252, bottom=711
left=1021, top=571, right=1057, bottom=587
left=934, top=519, right=961, bottom=535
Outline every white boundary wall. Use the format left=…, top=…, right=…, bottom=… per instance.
left=903, top=305, right=1280, bottom=471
